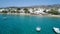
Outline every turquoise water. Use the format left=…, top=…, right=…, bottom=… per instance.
left=0, top=14, right=60, bottom=34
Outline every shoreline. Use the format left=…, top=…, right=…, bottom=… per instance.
left=0, top=13, right=60, bottom=17
left=47, top=15, right=60, bottom=17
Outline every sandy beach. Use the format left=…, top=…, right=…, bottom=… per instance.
left=0, top=13, right=60, bottom=17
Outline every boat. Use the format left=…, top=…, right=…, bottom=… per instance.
left=36, top=27, right=41, bottom=32
left=53, top=27, right=60, bottom=34
left=3, top=17, right=7, bottom=20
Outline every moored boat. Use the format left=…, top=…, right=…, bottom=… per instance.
left=3, top=17, right=7, bottom=20
left=36, top=27, right=41, bottom=32
left=53, top=27, right=60, bottom=34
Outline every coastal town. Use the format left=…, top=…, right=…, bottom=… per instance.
left=0, top=5, right=60, bottom=16
left=0, top=0, right=60, bottom=34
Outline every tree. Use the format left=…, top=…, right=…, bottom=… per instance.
left=2, top=11, right=8, bottom=13
left=16, top=8, right=21, bottom=13
left=43, top=10, right=46, bottom=13
left=31, top=8, right=35, bottom=13
left=17, top=8, right=21, bottom=10
left=24, top=8, right=30, bottom=13
left=11, top=11, right=16, bottom=13
left=48, top=9, right=60, bottom=15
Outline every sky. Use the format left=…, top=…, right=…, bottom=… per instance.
left=0, top=0, right=60, bottom=7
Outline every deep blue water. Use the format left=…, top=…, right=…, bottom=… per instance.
left=0, top=14, right=60, bottom=34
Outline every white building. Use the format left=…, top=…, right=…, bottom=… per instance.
left=28, top=8, right=33, bottom=13
left=33, top=8, right=45, bottom=14
left=46, top=9, right=51, bottom=12
left=19, top=8, right=25, bottom=13
left=0, top=9, right=4, bottom=11
left=58, top=8, right=60, bottom=13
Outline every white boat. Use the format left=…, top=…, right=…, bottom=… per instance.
left=3, top=17, right=7, bottom=20
left=36, top=27, right=41, bottom=32
left=53, top=27, right=60, bottom=33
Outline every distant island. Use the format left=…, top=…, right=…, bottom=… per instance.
left=0, top=4, right=60, bottom=17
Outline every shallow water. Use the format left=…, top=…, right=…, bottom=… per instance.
left=0, top=14, right=60, bottom=34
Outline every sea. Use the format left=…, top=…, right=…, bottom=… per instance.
left=0, top=14, right=60, bottom=34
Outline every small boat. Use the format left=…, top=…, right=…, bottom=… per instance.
left=53, top=27, right=60, bottom=34
left=36, top=27, right=41, bottom=32
left=3, top=17, right=7, bottom=20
